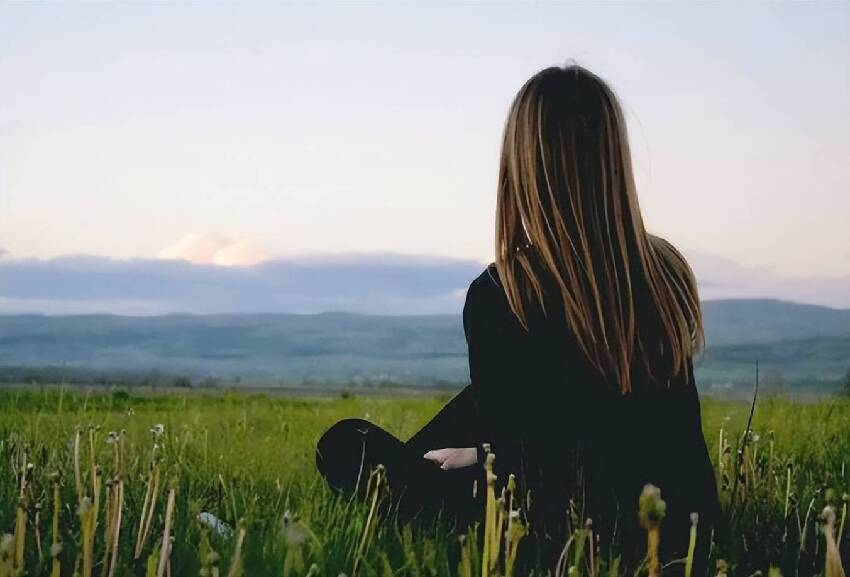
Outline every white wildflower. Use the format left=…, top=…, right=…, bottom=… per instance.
left=197, top=512, right=234, bottom=538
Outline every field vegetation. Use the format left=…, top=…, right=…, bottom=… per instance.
left=0, top=387, right=847, bottom=577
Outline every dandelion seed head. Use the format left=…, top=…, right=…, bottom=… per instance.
left=638, top=484, right=666, bottom=528
left=77, top=497, right=92, bottom=515
left=0, top=534, right=15, bottom=558
left=820, top=505, right=837, bottom=527
left=690, top=512, right=699, bottom=526
left=283, top=519, right=310, bottom=546
left=206, top=551, right=220, bottom=566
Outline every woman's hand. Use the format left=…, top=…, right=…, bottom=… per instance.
left=423, top=447, right=478, bottom=470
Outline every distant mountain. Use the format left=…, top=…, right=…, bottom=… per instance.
left=700, top=299, right=850, bottom=346
left=0, top=299, right=847, bottom=391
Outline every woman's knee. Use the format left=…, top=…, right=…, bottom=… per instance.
left=317, top=417, right=370, bottom=454
left=315, top=418, right=374, bottom=490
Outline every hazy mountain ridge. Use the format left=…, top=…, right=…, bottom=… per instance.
left=700, top=299, right=850, bottom=346
left=0, top=298, right=847, bottom=390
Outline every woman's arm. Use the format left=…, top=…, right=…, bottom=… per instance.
left=407, top=271, right=532, bottom=479
left=682, top=358, right=722, bottom=527
left=405, top=384, right=484, bottom=456
left=650, top=357, right=721, bottom=567
left=462, top=275, right=529, bottom=484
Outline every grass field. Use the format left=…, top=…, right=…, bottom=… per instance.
left=0, top=387, right=847, bottom=577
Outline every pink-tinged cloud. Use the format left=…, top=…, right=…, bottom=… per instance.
left=158, top=234, right=270, bottom=266
left=682, top=249, right=849, bottom=309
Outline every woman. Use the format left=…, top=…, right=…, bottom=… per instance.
left=316, top=63, right=720, bottom=573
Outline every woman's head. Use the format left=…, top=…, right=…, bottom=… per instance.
left=494, top=63, right=704, bottom=394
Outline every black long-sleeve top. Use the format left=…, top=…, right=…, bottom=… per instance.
left=461, top=263, right=720, bottom=571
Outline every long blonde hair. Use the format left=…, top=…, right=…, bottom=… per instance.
left=495, top=64, right=704, bottom=394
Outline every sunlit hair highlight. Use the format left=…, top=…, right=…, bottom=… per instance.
left=495, top=63, right=704, bottom=394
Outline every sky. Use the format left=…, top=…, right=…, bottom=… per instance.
left=0, top=1, right=848, bottom=312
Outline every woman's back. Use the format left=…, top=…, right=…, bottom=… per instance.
left=317, top=62, right=720, bottom=576
left=463, top=263, right=720, bottom=571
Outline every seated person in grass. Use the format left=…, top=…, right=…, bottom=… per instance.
left=316, top=63, right=720, bottom=575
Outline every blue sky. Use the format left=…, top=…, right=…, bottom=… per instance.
left=0, top=1, right=848, bottom=312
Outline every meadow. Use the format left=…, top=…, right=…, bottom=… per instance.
left=0, top=387, right=847, bottom=577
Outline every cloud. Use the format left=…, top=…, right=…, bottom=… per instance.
left=159, top=233, right=270, bottom=266
left=0, top=253, right=482, bottom=315
left=0, top=249, right=845, bottom=316
left=682, top=249, right=849, bottom=309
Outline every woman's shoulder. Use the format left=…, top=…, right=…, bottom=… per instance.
left=465, top=263, right=512, bottom=314
left=468, top=258, right=560, bottom=321
left=464, top=262, right=549, bottom=334
left=468, top=262, right=502, bottom=294
left=463, top=263, right=513, bottom=326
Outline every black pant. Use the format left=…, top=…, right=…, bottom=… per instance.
left=315, top=385, right=486, bottom=529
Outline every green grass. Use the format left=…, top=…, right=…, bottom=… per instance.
left=0, top=387, right=847, bottom=576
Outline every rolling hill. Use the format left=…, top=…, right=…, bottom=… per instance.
left=0, top=298, right=847, bottom=391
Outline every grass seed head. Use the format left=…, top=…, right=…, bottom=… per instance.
left=0, top=534, right=13, bottom=560
left=281, top=512, right=310, bottom=547
left=820, top=505, right=837, bottom=530
left=638, top=484, right=666, bottom=529
left=77, top=497, right=92, bottom=516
